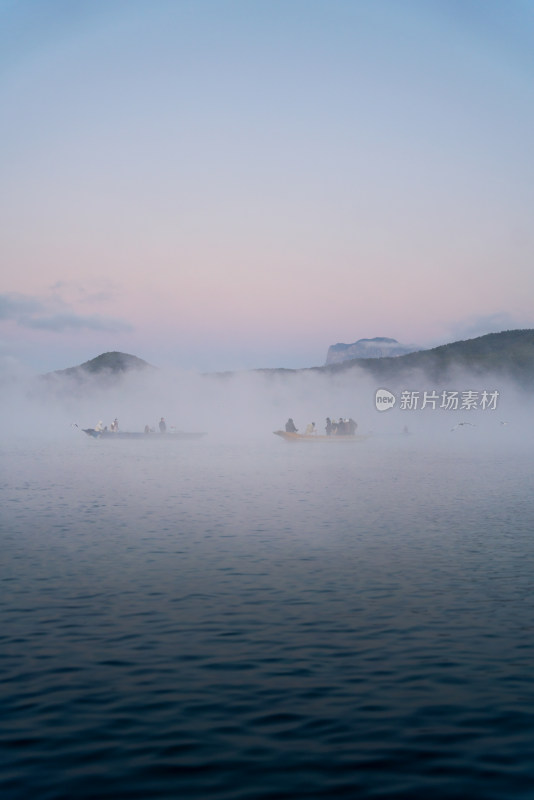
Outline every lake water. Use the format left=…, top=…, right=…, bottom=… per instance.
left=1, top=431, right=533, bottom=799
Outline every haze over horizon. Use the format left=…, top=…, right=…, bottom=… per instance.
left=2, top=1, right=534, bottom=375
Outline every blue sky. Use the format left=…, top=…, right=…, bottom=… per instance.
left=2, top=0, right=534, bottom=373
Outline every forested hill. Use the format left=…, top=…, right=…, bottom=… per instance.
left=47, top=351, right=153, bottom=380
left=317, top=329, right=534, bottom=386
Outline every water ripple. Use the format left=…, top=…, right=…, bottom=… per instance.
left=1, top=441, right=534, bottom=798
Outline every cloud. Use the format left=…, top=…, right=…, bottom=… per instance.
left=24, top=313, right=132, bottom=332
left=0, top=293, right=43, bottom=319
left=0, top=292, right=133, bottom=333
left=48, top=280, right=120, bottom=306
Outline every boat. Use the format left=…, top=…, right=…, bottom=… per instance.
left=82, top=428, right=205, bottom=440
left=273, top=430, right=367, bottom=443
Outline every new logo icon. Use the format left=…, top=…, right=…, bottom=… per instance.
left=375, top=388, right=396, bottom=411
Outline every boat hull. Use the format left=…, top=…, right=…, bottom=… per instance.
left=273, top=430, right=366, bottom=443
left=82, top=429, right=205, bottom=440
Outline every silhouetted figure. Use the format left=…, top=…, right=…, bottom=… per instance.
left=285, top=418, right=298, bottom=433
left=159, top=417, right=167, bottom=433
left=347, top=418, right=357, bottom=435
left=325, top=417, right=332, bottom=436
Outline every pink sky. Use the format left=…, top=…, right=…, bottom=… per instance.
left=2, top=1, right=533, bottom=373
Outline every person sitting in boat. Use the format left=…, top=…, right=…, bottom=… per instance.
left=159, top=417, right=167, bottom=433
left=325, top=417, right=332, bottom=436
left=305, top=422, right=316, bottom=435
left=285, top=418, right=298, bottom=433
left=347, top=418, right=357, bottom=435
left=95, top=420, right=104, bottom=432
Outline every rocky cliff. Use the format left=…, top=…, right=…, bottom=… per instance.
left=325, top=337, right=420, bottom=365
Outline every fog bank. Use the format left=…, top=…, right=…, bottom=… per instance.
left=0, top=361, right=531, bottom=450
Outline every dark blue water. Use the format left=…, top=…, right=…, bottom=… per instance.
left=1, top=435, right=533, bottom=799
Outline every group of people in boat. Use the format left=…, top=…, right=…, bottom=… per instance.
left=94, top=417, right=167, bottom=434
left=95, top=418, right=119, bottom=433
left=285, top=417, right=358, bottom=436
left=326, top=417, right=358, bottom=435
left=144, top=417, right=167, bottom=434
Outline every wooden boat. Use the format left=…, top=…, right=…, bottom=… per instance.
left=273, top=430, right=367, bottom=443
left=82, top=428, right=205, bottom=440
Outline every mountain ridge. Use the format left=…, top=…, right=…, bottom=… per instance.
left=316, top=329, right=534, bottom=386
left=42, top=330, right=534, bottom=387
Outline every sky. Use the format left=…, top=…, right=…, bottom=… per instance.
left=1, top=0, right=534, bottom=374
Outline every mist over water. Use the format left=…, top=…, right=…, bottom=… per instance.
left=1, top=359, right=531, bottom=446
left=1, top=365, right=533, bottom=799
